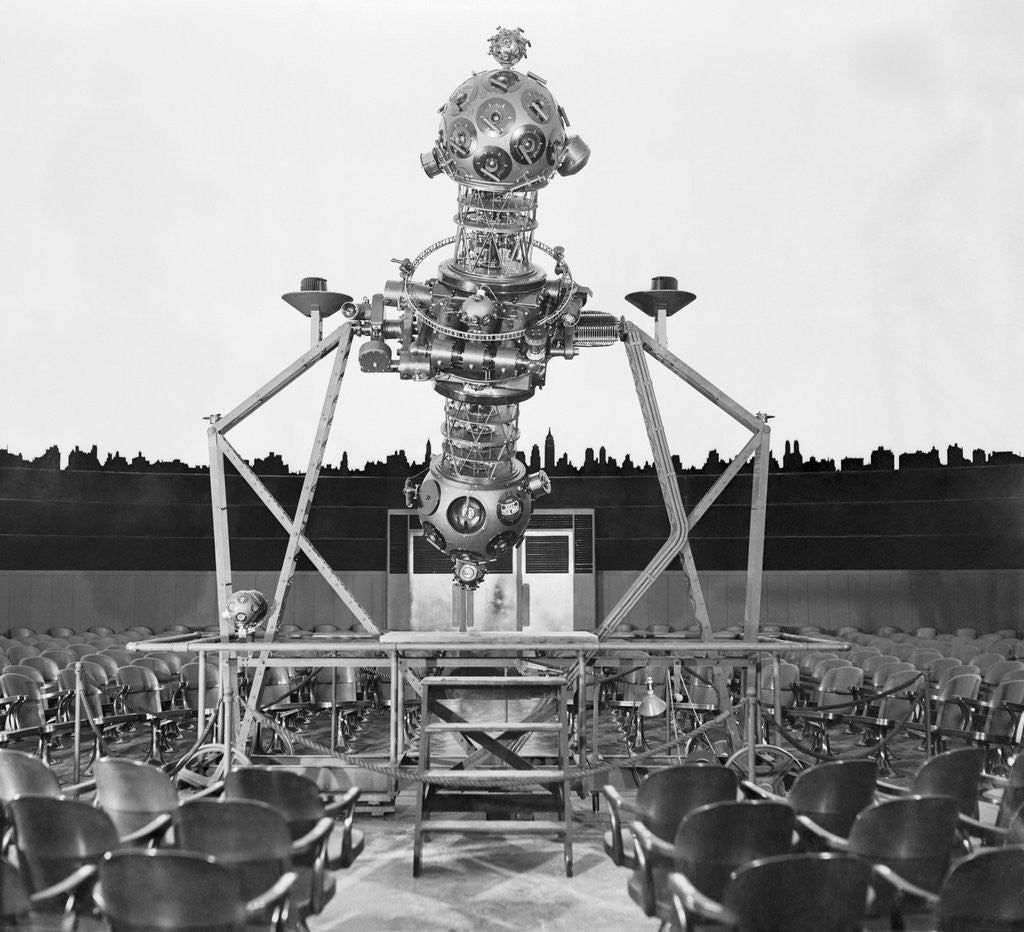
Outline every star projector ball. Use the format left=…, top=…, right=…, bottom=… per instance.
left=420, top=27, right=590, bottom=191
left=222, top=589, right=270, bottom=637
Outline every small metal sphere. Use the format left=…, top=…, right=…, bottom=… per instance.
left=221, top=589, right=269, bottom=633
left=436, top=68, right=567, bottom=191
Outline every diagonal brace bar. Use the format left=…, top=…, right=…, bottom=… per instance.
left=594, top=329, right=694, bottom=641
left=216, top=434, right=380, bottom=636
left=214, top=325, right=349, bottom=434
left=631, top=323, right=764, bottom=433
left=235, top=330, right=354, bottom=753
left=688, top=431, right=761, bottom=529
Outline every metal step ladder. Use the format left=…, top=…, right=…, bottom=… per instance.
left=413, top=674, right=573, bottom=877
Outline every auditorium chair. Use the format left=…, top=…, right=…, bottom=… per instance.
left=970, top=652, right=1008, bottom=677
left=0, top=672, right=76, bottom=763
left=8, top=796, right=122, bottom=928
left=983, top=659, right=1024, bottom=689
left=669, top=851, right=872, bottom=932
left=6, top=627, right=36, bottom=640
left=40, top=648, right=76, bottom=670
left=250, top=666, right=306, bottom=754
left=67, top=643, right=94, bottom=661
left=86, top=625, right=114, bottom=636
left=786, top=666, right=864, bottom=757
left=797, top=651, right=837, bottom=675
left=757, top=661, right=799, bottom=741
left=81, top=652, right=120, bottom=680
left=100, top=648, right=133, bottom=667
left=950, top=643, right=982, bottom=664
left=174, top=799, right=307, bottom=926
left=934, top=847, right=1024, bottom=931
left=810, top=657, right=852, bottom=684
left=124, top=625, right=156, bottom=637
left=673, top=662, right=727, bottom=735
left=952, top=678, right=1024, bottom=775
left=993, top=753, right=1024, bottom=822
left=928, top=656, right=965, bottom=687
left=132, top=656, right=181, bottom=709
left=846, top=647, right=882, bottom=667
left=743, top=758, right=878, bottom=842
left=830, top=795, right=960, bottom=926
left=181, top=660, right=221, bottom=719
left=631, top=799, right=794, bottom=924
left=146, top=650, right=187, bottom=676
left=601, top=763, right=737, bottom=869
left=0, top=748, right=63, bottom=855
left=848, top=669, right=922, bottom=775
left=115, top=664, right=190, bottom=764
left=878, top=747, right=988, bottom=847
left=860, top=653, right=900, bottom=680
left=310, top=665, right=362, bottom=749
left=93, top=757, right=181, bottom=841
left=908, top=647, right=944, bottom=669
left=20, top=656, right=61, bottom=696
left=95, top=848, right=295, bottom=932
left=6, top=644, right=41, bottom=665
left=224, top=766, right=363, bottom=916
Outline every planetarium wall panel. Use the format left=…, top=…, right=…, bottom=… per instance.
left=1, top=569, right=1022, bottom=634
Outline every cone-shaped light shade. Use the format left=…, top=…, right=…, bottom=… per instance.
left=638, top=676, right=667, bottom=717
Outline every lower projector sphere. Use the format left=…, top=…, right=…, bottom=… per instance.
left=412, top=456, right=548, bottom=588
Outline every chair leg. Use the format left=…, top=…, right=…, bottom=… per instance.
left=145, top=720, right=164, bottom=766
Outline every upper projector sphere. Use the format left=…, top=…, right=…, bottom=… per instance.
left=436, top=68, right=567, bottom=191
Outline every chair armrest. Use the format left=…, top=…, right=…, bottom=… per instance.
left=631, top=821, right=674, bottom=866
left=740, top=780, right=783, bottom=801
left=631, top=820, right=675, bottom=918
left=291, top=816, right=334, bottom=858
left=29, top=863, right=98, bottom=907
left=794, top=814, right=851, bottom=851
left=601, top=784, right=639, bottom=865
left=323, top=786, right=360, bottom=817
left=187, top=780, right=225, bottom=799
left=668, top=870, right=733, bottom=926
left=63, top=779, right=97, bottom=797
left=958, top=812, right=1009, bottom=844
left=324, top=787, right=362, bottom=869
left=119, top=812, right=172, bottom=847
left=875, top=779, right=910, bottom=796
left=602, top=785, right=640, bottom=817
left=870, top=863, right=940, bottom=905
left=245, top=870, right=297, bottom=918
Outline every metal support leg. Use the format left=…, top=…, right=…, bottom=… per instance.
left=235, top=331, right=354, bottom=756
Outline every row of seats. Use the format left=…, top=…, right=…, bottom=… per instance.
left=3, top=622, right=366, bottom=642
left=0, top=750, right=363, bottom=929
left=759, top=638, right=1024, bottom=773
left=0, top=644, right=220, bottom=766
left=603, top=750, right=1024, bottom=930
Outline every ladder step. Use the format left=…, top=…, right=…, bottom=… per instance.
left=421, top=770, right=566, bottom=784
left=425, top=721, right=562, bottom=733
left=422, top=676, right=566, bottom=687
left=419, top=820, right=566, bottom=835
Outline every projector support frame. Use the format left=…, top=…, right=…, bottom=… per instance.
left=205, top=323, right=381, bottom=758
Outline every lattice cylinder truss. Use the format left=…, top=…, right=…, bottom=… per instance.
left=452, top=185, right=538, bottom=279
left=440, top=399, right=521, bottom=480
